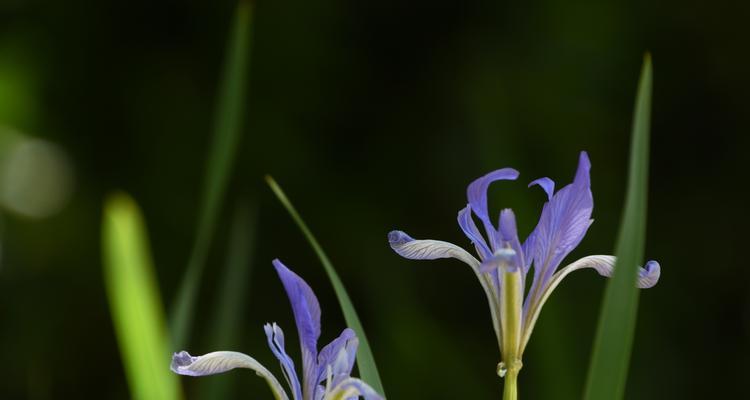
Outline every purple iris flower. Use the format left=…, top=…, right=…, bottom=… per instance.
left=171, top=259, right=383, bottom=400
left=388, top=151, right=660, bottom=377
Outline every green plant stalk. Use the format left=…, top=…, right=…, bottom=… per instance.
left=503, top=368, right=519, bottom=400
left=501, top=269, right=523, bottom=400
left=583, top=54, right=653, bottom=400
left=102, top=192, right=183, bottom=400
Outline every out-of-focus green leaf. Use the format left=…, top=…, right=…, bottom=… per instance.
left=198, top=202, right=256, bottom=400
left=171, top=1, right=253, bottom=348
left=265, top=176, right=386, bottom=396
left=584, top=54, right=653, bottom=400
left=102, top=192, right=183, bottom=400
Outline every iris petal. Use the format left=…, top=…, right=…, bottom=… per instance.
left=528, top=177, right=555, bottom=200
left=466, top=168, right=520, bottom=223
left=272, top=259, right=322, bottom=398
left=551, top=256, right=660, bottom=288
left=532, top=152, right=593, bottom=274
left=457, top=205, right=492, bottom=259
left=466, top=168, right=519, bottom=249
left=326, top=377, right=385, bottom=400
left=389, top=229, right=502, bottom=346
left=388, top=230, right=481, bottom=271
left=170, top=351, right=289, bottom=400
left=520, top=255, right=661, bottom=353
left=264, top=323, right=303, bottom=400
left=524, top=152, right=594, bottom=316
left=497, top=209, right=527, bottom=273
left=317, top=328, right=358, bottom=386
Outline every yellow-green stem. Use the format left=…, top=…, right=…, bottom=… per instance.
left=501, top=268, right=523, bottom=400
left=503, top=367, right=519, bottom=400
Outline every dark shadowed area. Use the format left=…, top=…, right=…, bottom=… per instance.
left=0, top=0, right=748, bottom=398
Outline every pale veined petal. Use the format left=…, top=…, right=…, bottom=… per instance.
left=388, top=230, right=481, bottom=271
left=171, top=350, right=289, bottom=400
left=388, top=229, right=503, bottom=350
left=324, top=377, right=385, bottom=400
left=520, top=255, right=661, bottom=353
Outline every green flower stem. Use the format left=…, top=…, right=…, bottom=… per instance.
left=503, top=367, right=519, bottom=400
left=501, top=268, right=523, bottom=400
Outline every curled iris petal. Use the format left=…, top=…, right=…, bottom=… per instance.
left=170, top=351, right=289, bottom=400
left=388, top=230, right=481, bottom=270
left=467, top=168, right=520, bottom=225
left=520, top=255, right=662, bottom=351
left=528, top=177, right=555, bottom=200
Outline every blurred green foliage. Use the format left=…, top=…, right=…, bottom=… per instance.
left=585, top=55, right=652, bottom=400
left=102, top=193, right=182, bottom=400
left=197, top=202, right=255, bottom=400
left=0, top=0, right=748, bottom=399
left=171, top=0, right=253, bottom=350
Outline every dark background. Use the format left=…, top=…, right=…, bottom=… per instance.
left=0, top=0, right=748, bottom=398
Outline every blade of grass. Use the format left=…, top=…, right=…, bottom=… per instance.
left=265, top=176, right=386, bottom=396
left=583, top=54, right=653, bottom=400
left=102, top=192, right=183, bottom=400
left=171, top=1, right=253, bottom=348
left=198, top=202, right=256, bottom=400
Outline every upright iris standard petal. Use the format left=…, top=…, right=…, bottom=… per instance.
left=273, top=259, right=322, bottom=398
left=467, top=168, right=520, bottom=223
left=530, top=152, right=593, bottom=276
left=273, top=259, right=322, bottom=353
left=528, top=177, right=555, bottom=201
left=524, top=152, right=594, bottom=315
left=466, top=168, right=519, bottom=249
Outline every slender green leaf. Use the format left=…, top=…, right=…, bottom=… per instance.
left=265, top=176, right=386, bottom=396
left=199, top=202, right=256, bottom=400
left=102, top=192, right=183, bottom=400
left=584, top=54, right=653, bottom=400
left=171, top=1, right=254, bottom=348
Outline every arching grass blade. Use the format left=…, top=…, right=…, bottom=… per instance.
left=265, top=176, right=386, bottom=396
left=584, top=54, right=653, bottom=400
